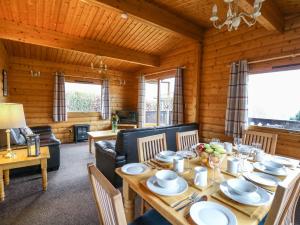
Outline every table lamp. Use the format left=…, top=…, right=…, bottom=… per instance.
left=0, top=103, right=26, bottom=158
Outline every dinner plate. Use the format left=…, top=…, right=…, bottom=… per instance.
left=253, top=162, right=288, bottom=176
left=146, top=176, right=188, bottom=196
left=121, top=163, right=149, bottom=175
left=243, top=172, right=280, bottom=187
left=272, top=156, right=297, bottom=167
left=190, top=201, right=237, bottom=225
left=220, top=180, right=272, bottom=206
left=155, top=151, right=176, bottom=163
left=176, top=150, right=197, bottom=159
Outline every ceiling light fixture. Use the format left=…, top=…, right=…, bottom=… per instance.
left=210, top=0, right=265, bottom=31
left=121, top=12, right=128, bottom=20
left=91, top=56, right=108, bottom=74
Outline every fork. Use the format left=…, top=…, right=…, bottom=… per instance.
left=175, top=196, right=202, bottom=211
left=143, top=162, right=155, bottom=169
left=171, top=192, right=198, bottom=208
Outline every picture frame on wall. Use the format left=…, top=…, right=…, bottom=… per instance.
left=2, top=69, right=8, bottom=96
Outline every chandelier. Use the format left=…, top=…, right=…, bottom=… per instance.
left=91, top=57, right=108, bottom=74
left=210, top=0, right=265, bottom=31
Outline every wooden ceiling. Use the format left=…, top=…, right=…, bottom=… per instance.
left=0, top=0, right=299, bottom=72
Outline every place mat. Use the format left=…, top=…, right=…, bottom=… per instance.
left=221, top=169, right=240, bottom=178
left=140, top=179, right=196, bottom=207
left=211, top=191, right=269, bottom=221
left=150, top=159, right=172, bottom=169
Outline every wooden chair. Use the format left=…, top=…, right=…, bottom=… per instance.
left=87, top=163, right=171, bottom=225
left=137, top=133, right=167, bottom=162
left=243, top=130, right=278, bottom=155
left=176, top=130, right=199, bottom=151
left=264, top=170, right=300, bottom=225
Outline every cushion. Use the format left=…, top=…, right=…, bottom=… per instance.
left=20, top=126, right=34, bottom=138
left=10, top=128, right=26, bottom=145
left=129, top=209, right=171, bottom=225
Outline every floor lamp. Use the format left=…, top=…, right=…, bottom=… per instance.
left=0, top=103, right=26, bottom=158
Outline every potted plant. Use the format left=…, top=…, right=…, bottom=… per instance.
left=111, top=113, right=119, bottom=133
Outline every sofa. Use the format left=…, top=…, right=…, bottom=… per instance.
left=0, top=126, right=61, bottom=176
left=95, top=123, right=199, bottom=187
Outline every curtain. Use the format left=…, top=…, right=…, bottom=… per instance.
left=53, top=72, right=67, bottom=122
left=172, top=68, right=184, bottom=125
left=101, top=79, right=110, bottom=120
left=138, top=75, right=145, bottom=128
left=225, top=60, right=249, bottom=138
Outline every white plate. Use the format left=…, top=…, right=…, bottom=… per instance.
left=121, top=163, right=149, bottom=175
left=272, top=156, right=297, bottom=167
left=155, top=151, right=176, bottom=163
left=220, top=180, right=272, bottom=206
left=243, top=172, right=280, bottom=187
left=253, top=162, right=288, bottom=176
left=146, top=176, right=188, bottom=196
left=190, top=201, right=237, bottom=225
left=176, top=150, right=197, bottom=159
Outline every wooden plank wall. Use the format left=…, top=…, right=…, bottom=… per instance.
left=7, top=57, right=137, bottom=143
left=200, top=16, right=300, bottom=159
left=0, top=41, right=8, bottom=102
left=138, top=41, right=202, bottom=123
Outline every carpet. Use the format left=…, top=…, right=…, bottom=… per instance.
left=0, top=143, right=99, bottom=225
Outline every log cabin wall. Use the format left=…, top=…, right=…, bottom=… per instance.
left=200, top=16, right=300, bottom=159
left=7, top=57, right=137, bottom=143
left=0, top=41, right=8, bottom=102
left=138, top=41, right=202, bottom=123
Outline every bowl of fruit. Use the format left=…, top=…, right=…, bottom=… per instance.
left=195, top=143, right=226, bottom=167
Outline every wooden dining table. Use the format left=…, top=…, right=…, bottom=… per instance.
left=115, top=156, right=299, bottom=225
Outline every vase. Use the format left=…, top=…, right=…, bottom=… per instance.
left=112, top=121, right=118, bottom=133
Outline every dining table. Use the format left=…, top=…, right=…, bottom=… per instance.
left=115, top=154, right=300, bottom=225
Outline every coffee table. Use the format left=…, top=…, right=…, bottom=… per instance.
left=0, top=147, right=50, bottom=201
left=87, top=130, right=119, bottom=154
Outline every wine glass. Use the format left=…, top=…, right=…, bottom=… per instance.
left=209, top=154, right=224, bottom=184
left=210, top=138, right=220, bottom=145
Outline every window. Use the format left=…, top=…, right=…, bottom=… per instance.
left=248, top=69, right=300, bottom=131
left=65, top=82, right=101, bottom=112
left=145, top=77, right=175, bottom=127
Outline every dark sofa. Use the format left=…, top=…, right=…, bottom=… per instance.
left=95, top=123, right=199, bottom=187
left=0, top=126, right=61, bottom=176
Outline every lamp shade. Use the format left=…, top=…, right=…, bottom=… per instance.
left=0, top=103, right=26, bottom=129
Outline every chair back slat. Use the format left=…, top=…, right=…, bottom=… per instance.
left=137, top=133, right=167, bottom=162
left=176, top=130, right=199, bottom=151
left=265, top=170, right=300, bottom=225
left=243, top=130, right=277, bottom=155
left=87, top=164, right=127, bottom=225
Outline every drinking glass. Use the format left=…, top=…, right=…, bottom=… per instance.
left=250, top=142, right=262, bottom=159
left=238, top=146, right=250, bottom=172
left=210, top=138, right=220, bottom=145
left=209, top=154, right=224, bottom=184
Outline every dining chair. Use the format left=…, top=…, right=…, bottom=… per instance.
left=243, top=130, right=278, bottom=155
left=87, top=163, right=171, bottom=225
left=264, top=170, right=300, bottom=225
left=137, top=133, right=167, bottom=162
left=176, top=130, right=199, bottom=151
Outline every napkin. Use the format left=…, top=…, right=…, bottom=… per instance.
left=211, top=191, right=270, bottom=221
left=140, top=179, right=196, bottom=207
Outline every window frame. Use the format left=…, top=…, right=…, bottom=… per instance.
left=247, top=69, right=300, bottom=132
left=145, top=75, right=175, bottom=127
left=65, top=81, right=102, bottom=113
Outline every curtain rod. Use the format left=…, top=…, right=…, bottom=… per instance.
left=229, top=53, right=300, bottom=66
left=144, top=66, right=186, bottom=76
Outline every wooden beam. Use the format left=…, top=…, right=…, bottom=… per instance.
left=0, top=20, right=159, bottom=67
left=240, top=0, right=284, bottom=32
left=92, top=0, right=203, bottom=40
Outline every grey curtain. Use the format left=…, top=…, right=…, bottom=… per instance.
left=138, top=75, right=145, bottom=128
left=53, top=72, right=67, bottom=122
left=172, top=68, right=184, bottom=125
left=101, top=79, right=110, bottom=120
left=225, top=60, right=249, bottom=138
